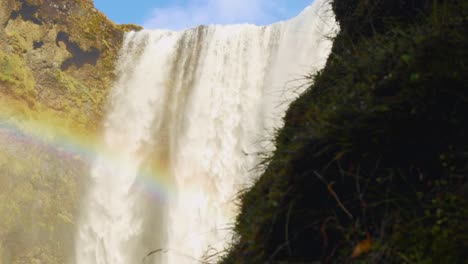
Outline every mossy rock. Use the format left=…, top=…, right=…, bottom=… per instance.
left=0, top=0, right=141, bottom=262
left=0, top=50, right=36, bottom=101
left=0, top=0, right=143, bottom=132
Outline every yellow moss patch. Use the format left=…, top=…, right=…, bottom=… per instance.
left=0, top=95, right=98, bottom=142
left=0, top=50, right=36, bottom=100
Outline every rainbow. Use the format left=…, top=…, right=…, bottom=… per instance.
left=0, top=115, right=173, bottom=202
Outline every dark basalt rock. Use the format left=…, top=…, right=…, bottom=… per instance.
left=32, top=40, right=43, bottom=49
left=55, top=31, right=100, bottom=70
left=7, top=0, right=43, bottom=26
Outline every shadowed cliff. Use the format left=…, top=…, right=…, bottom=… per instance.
left=222, top=0, right=468, bottom=263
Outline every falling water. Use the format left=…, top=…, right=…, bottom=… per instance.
left=75, top=1, right=336, bottom=263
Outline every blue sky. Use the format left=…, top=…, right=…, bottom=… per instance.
left=94, top=0, right=314, bottom=30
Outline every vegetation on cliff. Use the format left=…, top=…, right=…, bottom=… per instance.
left=223, top=0, right=468, bottom=263
left=0, top=0, right=141, bottom=263
left=0, top=0, right=141, bottom=132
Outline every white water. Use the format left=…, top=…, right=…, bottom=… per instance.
left=75, top=1, right=336, bottom=263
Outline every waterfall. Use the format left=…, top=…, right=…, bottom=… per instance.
left=75, top=1, right=336, bottom=263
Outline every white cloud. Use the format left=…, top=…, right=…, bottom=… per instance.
left=143, top=0, right=298, bottom=30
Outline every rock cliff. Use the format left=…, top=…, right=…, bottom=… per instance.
left=0, top=1, right=140, bottom=262
left=0, top=0, right=140, bottom=131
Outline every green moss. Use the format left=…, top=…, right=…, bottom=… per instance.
left=0, top=140, right=81, bottom=264
left=52, top=69, right=103, bottom=125
left=119, top=23, right=143, bottom=32
left=55, top=70, right=84, bottom=93
left=0, top=1, right=124, bottom=261
left=0, top=50, right=36, bottom=100
left=5, top=31, right=29, bottom=53
left=0, top=0, right=128, bottom=131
